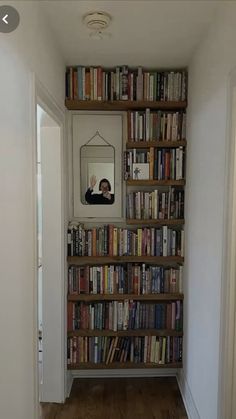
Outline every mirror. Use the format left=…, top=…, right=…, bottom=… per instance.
left=80, top=144, right=115, bottom=205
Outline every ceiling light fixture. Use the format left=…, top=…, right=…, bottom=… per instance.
left=83, top=11, right=112, bottom=40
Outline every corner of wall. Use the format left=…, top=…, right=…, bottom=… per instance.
left=177, top=370, right=201, bottom=419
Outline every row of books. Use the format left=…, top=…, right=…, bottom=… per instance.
left=124, top=147, right=184, bottom=181
left=126, top=188, right=184, bottom=220
left=67, top=335, right=183, bottom=365
left=127, top=110, right=186, bottom=142
left=65, top=66, right=187, bottom=102
left=68, top=265, right=183, bottom=295
left=67, top=224, right=184, bottom=257
left=67, top=300, right=183, bottom=332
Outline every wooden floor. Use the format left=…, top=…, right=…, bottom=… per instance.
left=41, top=377, right=188, bottom=419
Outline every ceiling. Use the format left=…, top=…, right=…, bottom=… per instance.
left=40, top=0, right=221, bottom=69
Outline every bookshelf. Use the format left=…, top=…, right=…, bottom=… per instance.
left=126, top=179, right=185, bottom=186
left=67, top=256, right=184, bottom=265
left=68, top=294, right=184, bottom=302
left=66, top=65, right=186, bottom=369
left=65, top=99, right=187, bottom=111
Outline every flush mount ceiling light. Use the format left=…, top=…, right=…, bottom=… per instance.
left=83, top=11, right=112, bottom=40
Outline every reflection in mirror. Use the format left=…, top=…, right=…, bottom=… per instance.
left=80, top=144, right=115, bottom=205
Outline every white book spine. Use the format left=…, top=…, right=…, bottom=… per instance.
left=123, top=300, right=129, bottom=330
left=162, top=225, right=168, bottom=257
left=145, top=108, right=150, bottom=141
left=139, top=114, right=143, bottom=140
left=172, top=230, right=176, bottom=256
left=176, top=148, right=180, bottom=180
left=179, top=146, right=183, bottom=179
left=179, top=265, right=183, bottom=293
left=146, top=72, right=150, bottom=101
left=99, top=267, right=103, bottom=294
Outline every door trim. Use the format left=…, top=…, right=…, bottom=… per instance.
left=31, top=73, right=66, bottom=417
left=218, top=68, right=236, bottom=419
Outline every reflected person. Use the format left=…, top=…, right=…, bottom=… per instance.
left=85, top=175, right=114, bottom=205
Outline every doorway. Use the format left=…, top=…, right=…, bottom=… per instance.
left=36, top=100, right=65, bottom=406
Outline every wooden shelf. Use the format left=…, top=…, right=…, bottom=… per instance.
left=65, top=99, right=187, bottom=111
left=126, top=140, right=186, bottom=148
left=126, top=179, right=185, bottom=186
left=67, top=256, right=184, bottom=266
left=126, top=218, right=185, bottom=226
left=68, top=293, right=184, bottom=302
left=67, top=362, right=182, bottom=369
left=67, top=329, right=183, bottom=337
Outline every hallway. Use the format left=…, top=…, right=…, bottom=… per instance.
left=41, top=377, right=187, bottom=419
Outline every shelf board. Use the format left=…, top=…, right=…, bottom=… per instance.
left=126, top=219, right=185, bottom=226
left=67, top=362, right=182, bottom=369
left=67, top=329, right=183, bottom=337
left=68, top=293, right=184, bottom=302
left=67, top=256, right=184, bottom=265
left=126, top=179, right=185, bottom=186
left=126, top=140, right=187, bottom=148
left=65, top=99, right=187, bottom=111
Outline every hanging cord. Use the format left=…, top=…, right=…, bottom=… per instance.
left=84, top=130, right=112, bottom=146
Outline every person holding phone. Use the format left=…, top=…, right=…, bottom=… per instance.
left=85, top=175, right=114, bottom=204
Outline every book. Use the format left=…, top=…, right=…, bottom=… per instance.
left=132, top=163, right=150, bottom=180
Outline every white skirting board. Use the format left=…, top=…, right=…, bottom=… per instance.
left=70, top=368, right=178, bottom=379
left=177, top=370, right=200, bottom=419
left=66, top=371, right=73, bottom=398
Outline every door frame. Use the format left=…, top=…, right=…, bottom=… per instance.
left=31, top=74, right=66, bottom=417
left=218, top=68, right=236, bottom=419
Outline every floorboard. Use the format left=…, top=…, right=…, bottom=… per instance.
left=40, top=377, right=188, bottom=419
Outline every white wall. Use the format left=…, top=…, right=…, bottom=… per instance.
left=179, top=4, right=236, bottom=419
left=0, top=1, right=65, bottom=418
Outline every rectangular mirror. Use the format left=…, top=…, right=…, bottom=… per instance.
left=72, top=112, right=123, bottom=220
left=80, top=144, right=115, bottom=205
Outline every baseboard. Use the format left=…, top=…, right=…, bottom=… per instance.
left=66, top=371, right=73, bottom=398
left=177, top=371, right=200, bottom=419
left=71, top=368, right=178, bottom=379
